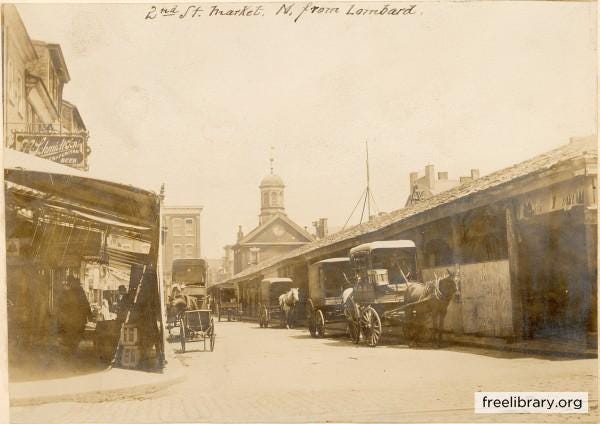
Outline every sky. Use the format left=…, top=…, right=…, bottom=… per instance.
left=15, top=1, right=597, bottom=258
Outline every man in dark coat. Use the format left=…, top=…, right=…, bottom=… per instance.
left=57, top=276, right=92, bottom=353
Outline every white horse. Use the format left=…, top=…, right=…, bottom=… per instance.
left=279, top=288, right=299, bottom=329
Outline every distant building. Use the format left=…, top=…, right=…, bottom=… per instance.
left=405, top=164, right=480, bottom=207
left=161, top=206, right=203, bottom=286
left=232, top=162, right=314, bottom=274
left=2, top=5, right=90, bottom=170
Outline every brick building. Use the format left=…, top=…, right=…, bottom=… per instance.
left=161, top=206, right=203, bottom=287
left=406, top=164, right=480, bottom=207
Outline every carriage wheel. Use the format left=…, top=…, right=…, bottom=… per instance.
left=361, top=306, right=382, bottom=347
left=315, top=309, right=325, bottom=338
left=179, top=319, right=186, bottom=353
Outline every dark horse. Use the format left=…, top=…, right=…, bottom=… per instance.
left=403, top=270, right=459, bottom=348
left=167, top=294, right=199, bottom=334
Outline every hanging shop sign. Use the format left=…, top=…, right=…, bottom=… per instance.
left=13, top=132, right=90, bottom=169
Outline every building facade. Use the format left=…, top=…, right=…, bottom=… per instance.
left=232, top=168, right=314, bottom=275
left=2, top=5, right=90, bottom=170
left=161, top=206, right=203, bottom=286
left=406, top=164, right=480, bottom=207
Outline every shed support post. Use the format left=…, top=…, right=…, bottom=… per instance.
left=450, top=215, right=464, bottom=336
left=506, top=202, right=523, bottom=340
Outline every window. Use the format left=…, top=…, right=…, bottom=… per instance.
left=173, top=244, right=182, bottom=259
left=270, top=192, right=278, bottom=206
left=184, top=218, right=194, bottom=236
left=172, top=218, right=183, bottom=236
left=248, top=248, right=260, bottom=265
left=185, top=244, right=194, bottom=258
left=262, top=192, right=268, bottom=206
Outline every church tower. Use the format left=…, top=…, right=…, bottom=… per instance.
left=259, top=151, right=285, bottom=224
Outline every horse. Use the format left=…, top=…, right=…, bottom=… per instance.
left=403, top=270, right=459, bottom=348
left=278, top=288, right=299, bottom=329
left=166, top=294, right=199, bottom=336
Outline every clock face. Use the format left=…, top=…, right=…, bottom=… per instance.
left=272, top=224, right=284, bottom=237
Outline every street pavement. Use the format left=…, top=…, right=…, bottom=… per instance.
left=10, top=321, right=598, bottom=423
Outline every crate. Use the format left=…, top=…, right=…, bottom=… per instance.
left=120, top=346, right=140, bottom=368
left=120, top=325, right=138, bottom=346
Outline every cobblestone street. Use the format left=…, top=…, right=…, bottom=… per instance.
left=10, top=321, right=598, bottom=423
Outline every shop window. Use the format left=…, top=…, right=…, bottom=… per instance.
left=172, top=218, right=183, bottom=236
left=185, top=218, right=194, bottom=236
left=185, top=244, right=194, bottom=258
left=173, top=244, right=182, bottom=259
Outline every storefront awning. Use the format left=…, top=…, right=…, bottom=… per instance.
left=4, top=149, right=160, bottom=230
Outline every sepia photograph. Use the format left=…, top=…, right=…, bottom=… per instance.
left=1, top=1, right=598, bottom=422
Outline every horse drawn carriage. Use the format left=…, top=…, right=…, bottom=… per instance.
left=258, top=277, right=299, bottom=329
left=306, top=257, right=353, bottom=338
left=345, top=240, right=459, bottom=347
left=212, top=284, right=241, bottom=322
left=179, top=309, right=215, bottom=352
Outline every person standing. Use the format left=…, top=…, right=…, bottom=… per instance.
left=57, top=276, right=92, bottom=353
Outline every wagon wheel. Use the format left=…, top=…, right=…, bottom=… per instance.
left=315, top=309, right=325, bottom=338
left=361, top=306, right=382, bottom=347
left=179, top=318, right=186, bottom=353
left=307, top=303, right=317, bottom=337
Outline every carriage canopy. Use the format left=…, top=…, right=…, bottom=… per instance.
left=259, top=277, right=294, bottom=305
left=350, top=240, right=418, bottom=286
left=309, top=257, right=352, bottom=302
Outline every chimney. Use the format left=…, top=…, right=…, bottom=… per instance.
left=471, top=169, right=480, bottom=179
left=237, top=225, right=243, bottom=242
left=425, top=164, right=435, bottom=189
left=438, top=172, right=448, bottom=180
left=409, top=171, right=419, bottom=187
left=319, top=218, right=328, bottom=238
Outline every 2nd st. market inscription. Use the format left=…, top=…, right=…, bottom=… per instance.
left=144, top=3, right=417, bottom=22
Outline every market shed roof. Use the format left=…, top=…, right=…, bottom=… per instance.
left=227, top=136, right=597, bottom=285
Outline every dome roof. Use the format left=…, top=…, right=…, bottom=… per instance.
left=260, top=173, right=284, bottom=188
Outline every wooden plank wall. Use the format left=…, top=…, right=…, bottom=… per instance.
left=422, top=260, right=514, bottom=337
